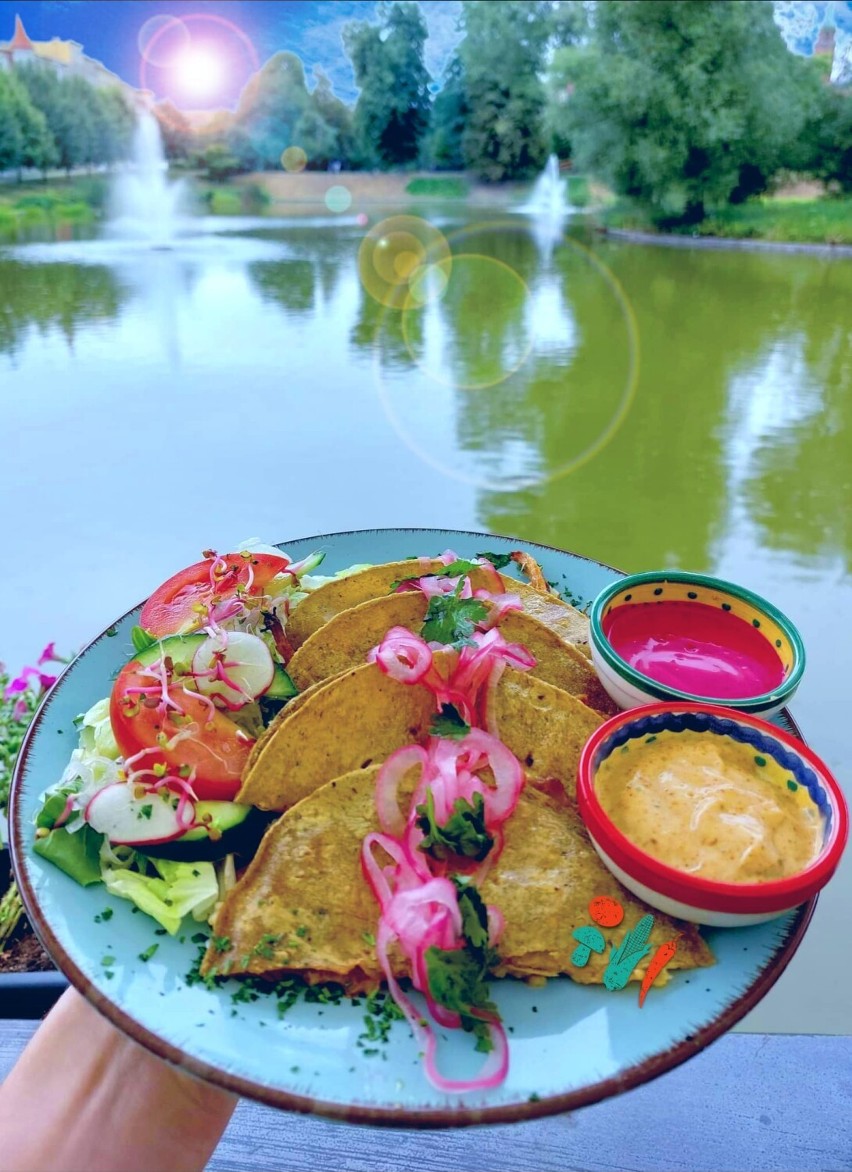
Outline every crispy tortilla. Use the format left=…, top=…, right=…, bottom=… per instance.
left=204, top=769, right=713, bottom=988
left=237, top=664, right=604, bottom=812
left=286, top=592, right=615, bottom=714
left=237, top=661, right=436, bottom=811
left=286, top=558, right=590, bottom=650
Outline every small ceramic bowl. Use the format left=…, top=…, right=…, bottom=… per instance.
left=589, top=570, right=805, bottom=718
left=576, top=704, right=848, bottom=927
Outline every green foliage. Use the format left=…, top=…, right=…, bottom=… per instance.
left=233, top=52, right=312, bottom=169
left=310, top=68, right=356, bottom=165
left=198, top=143, right=241, bottom=182
left=559, top=1, right=825, bottom=221
left=423, top=55, right=467, bottom=170
left=458, top=0, right=553, bottom=182
left=343, top=1, right=431, bottom=168
left=14, top=63, right=134, bottom=174
left=602, top=193, right=852, bottom=245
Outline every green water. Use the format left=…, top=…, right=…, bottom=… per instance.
left=0, top=212, right=849, bottom=1032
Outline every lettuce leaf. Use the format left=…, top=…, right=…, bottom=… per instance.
left=102, top=858, right=218, bottom=935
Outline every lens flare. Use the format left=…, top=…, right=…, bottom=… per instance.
left=139, top=12, right=259, bottom=105
left=325, top=185, right=352, bottom=213
left=358, top=216, right=451, bottom=310
left=402, top=255, right=532, bottom=391
left=281, top=146, right=308, bottom=173
left=173, top=44, right=226, bottom=102
left=372, top=221, right=640, bottom=492
left=138, top=15, right=190, bottom=67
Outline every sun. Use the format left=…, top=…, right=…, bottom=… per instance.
left=172, top=44, right=227, bottom=102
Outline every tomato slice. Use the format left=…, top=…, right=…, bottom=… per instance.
left=139, top=552, right=291, bottom=638
left=110, top=659, right=255, bottom=801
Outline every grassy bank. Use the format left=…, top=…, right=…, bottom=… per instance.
left=601, top=195, right=852, bottom=246
left=0, top=177, right=106, bottom=239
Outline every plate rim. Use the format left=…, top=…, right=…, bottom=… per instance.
left=9, top=526, right=817, bottom=1128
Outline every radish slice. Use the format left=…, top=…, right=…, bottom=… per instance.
left=85, top=783, right=191, bottom=845
left=191, top=631, right=274, bottom=709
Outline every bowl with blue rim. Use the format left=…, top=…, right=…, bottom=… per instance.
left=588, top=570, right=805, bottom=717
left=576, top=703, right=848, bottom=927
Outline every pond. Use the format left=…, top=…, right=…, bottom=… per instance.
left=0, top=207, right=849, bottom=1034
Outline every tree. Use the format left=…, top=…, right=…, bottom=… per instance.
left=423, top=54, right=468, bottom=170
left=458, top=0, right=552, bottom=182
left=310, top=68, right=355, bottom=165
left=560, top=0, right=822, bottom=221
left=343, top=1, right=431, bottom=168
left=0, top=73, right=25, bottom=173
left=1, top=72, right=57, bottom=175
left=198, top=142, right=241, bottom=181
left=153, top=101, right=194, bottom=162
left=234, top=52, right=311, bottom=169
left=92, top=87, right=135, bottom=165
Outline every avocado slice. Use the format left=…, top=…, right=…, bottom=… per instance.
left=143, top=801, right=272, bottom=862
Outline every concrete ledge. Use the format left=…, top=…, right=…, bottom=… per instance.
left=601, top=226, right=852, bottom=258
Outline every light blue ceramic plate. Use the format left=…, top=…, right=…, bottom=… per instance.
left=11, top=529, right=814, bottom=1127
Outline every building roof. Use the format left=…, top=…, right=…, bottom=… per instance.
left=9, top=13, right=34, bottom=51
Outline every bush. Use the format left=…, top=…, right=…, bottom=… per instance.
left=208, top=189, right=242, bottom=215
left=405, top=176, right=469, bottom=198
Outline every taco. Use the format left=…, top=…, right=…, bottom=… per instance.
left=285, top=556, right=591, bottom=651
left=204, top=767, right=713, bottom=988
left=286, top=591, right=616, bottom=715
left=236, top=662, right=604, bottom=812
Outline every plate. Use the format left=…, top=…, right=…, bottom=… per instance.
left=11, top=528, right=814, bottom=1127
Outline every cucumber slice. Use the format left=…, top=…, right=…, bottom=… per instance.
left=134, top=633, right=206, bottom=675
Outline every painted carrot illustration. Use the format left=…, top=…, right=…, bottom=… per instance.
left=638, top=936, right=681, bottom=1007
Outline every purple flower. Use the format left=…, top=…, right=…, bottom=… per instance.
left=37, top=642, right=58, bottom=666
left=5, top=669, right=36, bottom=698
left=3, top=665, right=53, bottom=699
left=12, top=699, right=29, bottom=720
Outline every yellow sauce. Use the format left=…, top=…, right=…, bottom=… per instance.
left=595, top=730, right=823, bottom=884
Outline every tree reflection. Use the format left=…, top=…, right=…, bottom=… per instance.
left=0, top=260, right=125, bottom=357
left=483, top=240, right=852, bottom=574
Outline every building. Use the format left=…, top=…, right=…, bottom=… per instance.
left=0, top=13, right=143, bottom=103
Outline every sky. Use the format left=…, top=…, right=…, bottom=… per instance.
left=0, top=0, right=464, bottom=108
left=0, top=0, right=849, bottom=110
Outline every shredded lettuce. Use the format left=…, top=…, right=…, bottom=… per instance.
left=103, top=857, right=219, bottom=935
left=77, top=697, right=120, bottom=760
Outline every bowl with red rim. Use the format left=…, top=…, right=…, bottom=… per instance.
left=576, top=704, right=848, bottom=927
left=588, top=570, right=805, bottom=718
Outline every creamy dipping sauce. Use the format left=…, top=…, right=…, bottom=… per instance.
left=596, top=730, right=823, bottom=883
left=603, top=601, right=785, bottom=699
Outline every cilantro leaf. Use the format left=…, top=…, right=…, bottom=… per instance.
left=475, top=551, right=514, bottom=570
left=416, top=790, right=494, bottom=863
left=420, top=583, right=488, bottom=646
left=424, top=934, right=498, bottom=1051
left=428, top=703, right=471, bottom=740
left=455, top=882, right=492, bottom=951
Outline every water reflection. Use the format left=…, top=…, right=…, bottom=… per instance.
left=0, top=260, right=127, bottom=357
left=1, top=213, right=850, bottom=1033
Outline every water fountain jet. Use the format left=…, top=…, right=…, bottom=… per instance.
left=108, top=111, right=187, bottom=247
left=521, top=155, right=573, bottom=220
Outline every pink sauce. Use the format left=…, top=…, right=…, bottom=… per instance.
left=603, top=601, right=785, bottom=699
